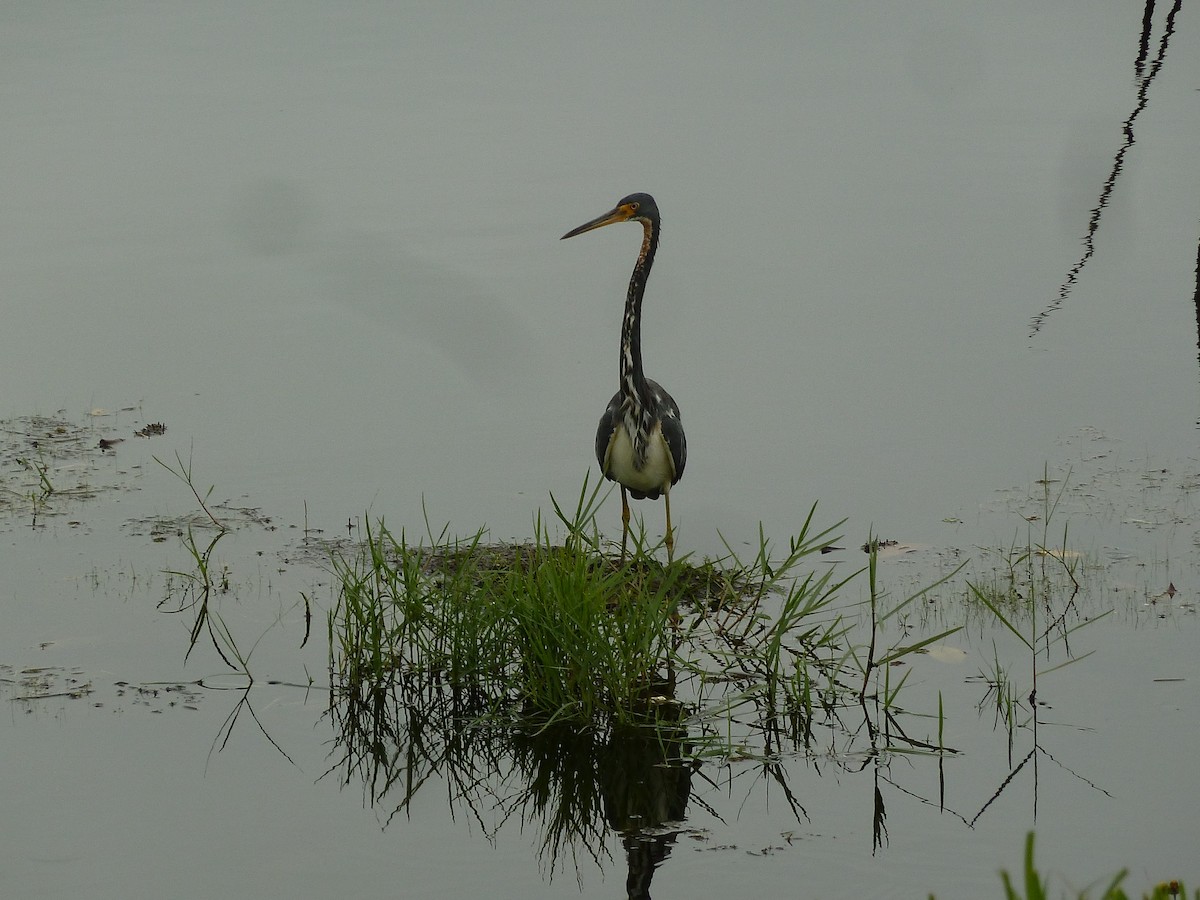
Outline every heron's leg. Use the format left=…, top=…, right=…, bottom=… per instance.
left=620, top=486, right=630, bottom=560
left=664, top=491, right=674, bottom=563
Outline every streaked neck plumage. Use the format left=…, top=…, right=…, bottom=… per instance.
left=619, top=217, right=659, bottom=466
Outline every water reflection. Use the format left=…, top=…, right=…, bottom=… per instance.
left=1030, top=0, right=1182, bottom=336
left=137, top=429, right=1131, bottom=891
left=967, top=700, right=1112, bottom=830
left=964, top=574, right=1114, bottom=830
left=1194, top=239, right=1200, bottom=381
left=322, top=673, right=696, bottom=898
left=321, top=650, right=987, bottom=890
left=314, top=520, right=996, bottom=891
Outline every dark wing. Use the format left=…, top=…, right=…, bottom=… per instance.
left=595, top=389, right=622, bottom=478
left=647, top=379, right=686, bottom=485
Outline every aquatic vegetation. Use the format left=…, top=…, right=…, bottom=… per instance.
left=330, top=478, right=687, bottom=728
left=154, top=450, right=311, bottom=687
left=11, top=407, right=1182, bottom=895
left=1, top=414, right=118, bottom=524
left=139, top=439, right=1174, bottom=889
left=326, top=476, right=962, bottom=758
left=322, top=479, right=970, bottom=876
left=966, top=467, right=1111, bottom=744
left=983, top=832, right=1194, bottom=900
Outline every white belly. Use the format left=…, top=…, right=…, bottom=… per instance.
left=604, top=421, right=675, bottom=495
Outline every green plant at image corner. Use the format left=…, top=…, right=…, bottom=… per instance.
left=936, top=832, right=1194, bottom=900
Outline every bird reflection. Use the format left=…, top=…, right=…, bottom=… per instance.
left=327, top=672, right=695, bottom=897
left=599, top=712, right=696, bottom=899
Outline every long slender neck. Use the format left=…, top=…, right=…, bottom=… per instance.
left=620, top=218, right=658, bottom=407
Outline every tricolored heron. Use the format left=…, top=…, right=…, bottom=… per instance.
left=561, top=192, right=687, bottom=562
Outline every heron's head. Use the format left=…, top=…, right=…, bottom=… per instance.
left=561, top=192, right=659, bottom=240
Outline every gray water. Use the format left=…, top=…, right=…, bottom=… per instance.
left=3, top=3, right=1199, bottom=898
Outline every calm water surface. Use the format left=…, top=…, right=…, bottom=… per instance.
left=3, top=3, right=1199, bottom=898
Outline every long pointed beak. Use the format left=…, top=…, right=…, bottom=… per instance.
left=560, top=204, right=632, bottom=240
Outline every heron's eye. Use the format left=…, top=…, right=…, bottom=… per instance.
left=629, top=202, right=639, bottom=212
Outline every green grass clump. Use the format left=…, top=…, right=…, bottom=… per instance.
left=326, top=475, right=888, bottom=741
left=325, top=473, right=973, bottom=803
left=329, top=478, right=683, bottom=727
left=503, top=536, right=678, bottom=722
